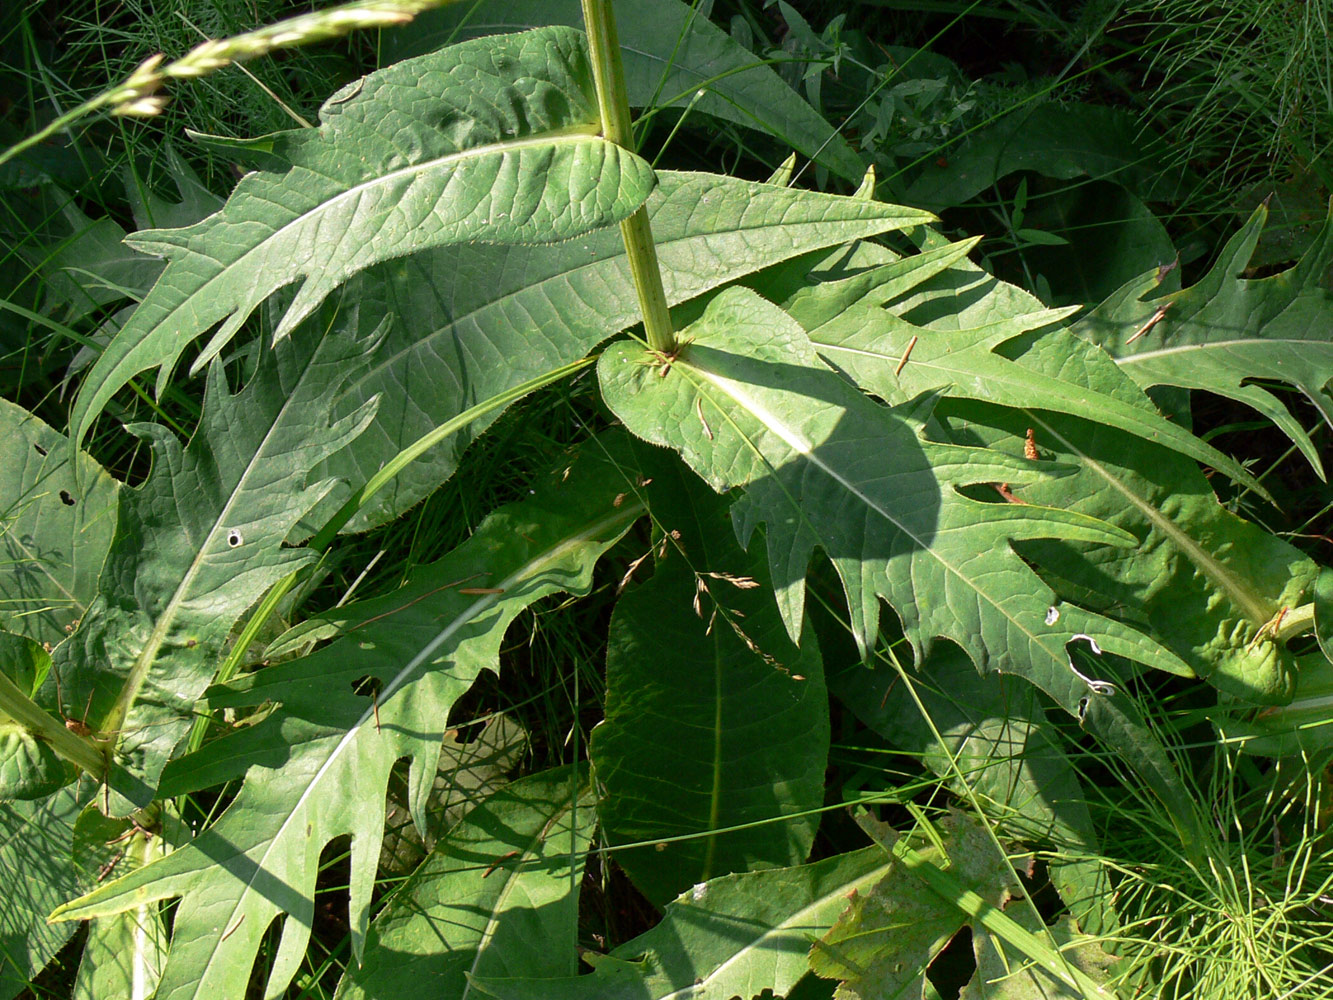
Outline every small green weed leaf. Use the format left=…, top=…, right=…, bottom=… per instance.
left=594, top=446, right=827, bottom=906
left=808, top=812, right=1018, bottom=1000
left=337, top=766, right=595, bottom=1000
left=1077, top=199, right=1333, bottom=479
left=469, top=846, right=894, bottom=1000
left=600, top=287, right=1187, bottom=716
left=940, top=328, right=1318, bottom=703
left=0, top=633, right=71, bottom=800
left=48, top=315, right=382, bottom=812
left=962, top=913, right=1116, bottom=1000
left=0, top=397, right=118, bottom=647
left=305, top=172, right=934, bottom=532
left=386, top=0, right=865, bottom=183
left=0, top=786, right=82, bottom=998
left=70, top=25, right=657, bottom=450
left=832, top=645, right=1113, bottom=936
left=50, top=438, right=644, bottom=1000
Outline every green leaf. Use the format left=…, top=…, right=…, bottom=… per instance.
left=69, top=25, right=658, bottom=450
left=1214, top=651, right=1333, bottom=756
left=305, top=172, right=935, bottom=532
left=378, top=714, right=528, bottom=878
left=936, top=328, right=1318, bottom=703
left=1076, top=199, right=1333, bottom=479
left=830, top=645, right=1113, bottom=936
left=1073, top=660, right=1209, bottom=861
left=385, top=0, right=866, bottom=183
left=961, top=913, right=1116, bottom=1000
left=0, top=397, right=118, bottom=647
left=50, top=436, right=645, bottom=1000
left=0, top=787, right=82, bottom=999
left=469, top=846, right=895, bottom=1000
left=1005, top=181, right=1174, bottom=307
left=337, top=766, right=596, bottom=1000
left=45, top=313, right=382, bottom=812
left=600, top=286, right=1189, bottom=718
left=0, top=633, right=71, bottom=801
left=594, top=446, right=828, bottom=906
left=792, top=247, right=1268, bottom=498
left=903, top=103, right=1180, bottom=211
left=71, top=808, right=175, bottom=1000
left=808, top=811, right=1019, bottom=1000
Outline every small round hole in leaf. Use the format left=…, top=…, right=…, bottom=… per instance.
left=227, top=529, right=243, bottom=547
left=59, top=490, right=76, bottom=506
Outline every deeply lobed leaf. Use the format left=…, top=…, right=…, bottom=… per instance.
left=50, top=436, right=645, bottom=1000
left=600, top=287, right=1190, bottom=716
left=69, top=25, right=658, bottom=450
left=42, top=316, right=383, bottom=812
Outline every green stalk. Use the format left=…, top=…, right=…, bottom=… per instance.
left=893, top=839, right=1111, bottom=999
left=0, top=670, right=107, bottom=776
left=580, top=0, right=676, bottom=355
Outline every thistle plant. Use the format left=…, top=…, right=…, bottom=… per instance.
left=1, top=1, right=1330, bottom=998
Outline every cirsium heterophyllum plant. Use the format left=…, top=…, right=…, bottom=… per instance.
left=2, top=1, right=1331, bottom=997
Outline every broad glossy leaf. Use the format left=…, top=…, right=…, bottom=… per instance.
left=831, top=646, right=1112, bottom=936
left=600, top=287, right=1189, bottom=717
left=0, top=787, right=82, bottom=999
left=70, top=25, right=657, bottom=449
left=935, top=328, right=1318, bottom=704
left=306, top=172, right=935, bottom=531
left=386, top=0, right=865, bottom=183
left=50, top=437, right=644, bottom=1000
left=469, top=846, right=894, bottom=1000
left=1076, top=200, right=1333, bottom=479
left=337, top=766, right=595, bottom=1000
left=42, top=314, right=382, bottom=812
left=0, top=397, right=118, bottom=646
left=594, top=447, right=827, bottom=906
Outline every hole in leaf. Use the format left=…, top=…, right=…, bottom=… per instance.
left=925, top=926, right=975, bottom=1000
left=350, top=675, right=382, bottom=699
left=59, top=490, right=75, bottom=506
left=226, top=529, right=243, bottom=547
left=33, top=444, right=47, bottom=456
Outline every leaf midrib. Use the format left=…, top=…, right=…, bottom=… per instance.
left=1116, top=337, right=1333, bottom=364
left=693, top=363, right=1067, bottom=664
left=201, top=502, right=645, bottom=989
left=140, top=127, right=603, bottom=358
left=1030, top=411, right=1271, bottom=625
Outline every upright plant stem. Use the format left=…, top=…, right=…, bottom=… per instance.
left=580, top=0, right=676, bottom=355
